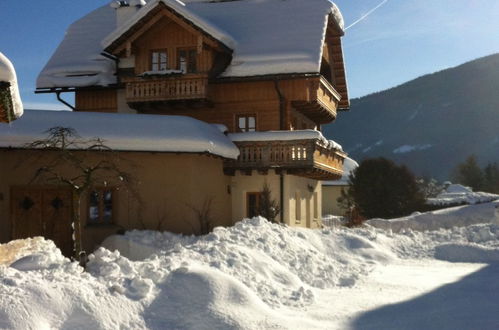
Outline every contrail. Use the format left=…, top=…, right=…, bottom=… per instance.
left=345, top=0, right=390, bottom=30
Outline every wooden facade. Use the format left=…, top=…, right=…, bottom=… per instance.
left=67, top=3, right=349, bottom=179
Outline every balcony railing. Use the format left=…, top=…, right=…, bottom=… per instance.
left=291, top=76, right=341, bottom=124
left=224, top=138, right=346, bottom=180
left=125, top=75, right=208, bottom=103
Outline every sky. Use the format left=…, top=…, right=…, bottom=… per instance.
left=0, top=0, right=498, bottom=110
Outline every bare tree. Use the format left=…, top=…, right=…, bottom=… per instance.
left=23, top=127, right=138, bottom=262
left=188, top=197, right=214, bottom=235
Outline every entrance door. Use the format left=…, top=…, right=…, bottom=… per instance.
left=11, top=186, right=73, bottom=257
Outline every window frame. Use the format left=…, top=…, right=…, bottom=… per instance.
left=150, top=49, right=168, bottom=72
left=87, top=187, right=116, bottom=226
left=176, top=47, right=197, bottom=74
left=246, top=192, right=262, bottom=218
left=236, top=114, right=257, bottom=132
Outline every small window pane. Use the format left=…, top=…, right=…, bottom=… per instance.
left=248, top=117, right=256, bottom=131
left=238, top=117, right=246, bottom=130
left=103, top=190, right=113, bottom=223
left=188, top=50, right=197, bottom=73
left=88, top=191, right=100, bottom=223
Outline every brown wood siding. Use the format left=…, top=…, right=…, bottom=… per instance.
left=133, top=17, right=215, bottom=75
left=75, top=90, right=117, bottom=113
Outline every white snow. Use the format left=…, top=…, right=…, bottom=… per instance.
left=1, top=200, right=499, bottom=329
left=393, top=144, right=433, bottom=154
left=322, top=156, right=358, bottom=186
left=427, top=183, right=499, bottom=206
left=102, top=0, right=236, bottom=50
left=0, top=52, right=23, bottom=119
left=367, top=200, right=499, bottom=233
left=229, top=129, right=343, bottom=151
left=37, top=5, right=118, bottom=88
left=37, top=0, right=344, bottom=88
left=0, top=110, right=239, bottom=159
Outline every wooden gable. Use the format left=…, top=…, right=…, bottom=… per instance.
left=104, top=3, right=231, bottom=57
left=322, top=16, right=349, bottom=110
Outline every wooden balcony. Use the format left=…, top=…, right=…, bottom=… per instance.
left=224, top=138, right=346, bottom=180
left=291, top=76, right=341, bottom=124
left=125, top=74, right=208, bottom=104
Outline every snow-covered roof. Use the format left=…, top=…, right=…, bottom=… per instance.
left=0, top=52, right=23, bottom=120
left=102, top=0, right=236, bottom=51
left=37, top=0, right=344, bottom=88
left=228, top=130, right=343, bottom=151
left=322, top=157, right=358, bottom=186
left=0, top=110, right=239, bottom=159
left=36, top=5, right=118, bottom=88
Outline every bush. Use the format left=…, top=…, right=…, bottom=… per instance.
left=348, top=158, right=425, bottom=219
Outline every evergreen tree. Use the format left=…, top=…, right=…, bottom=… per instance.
left=258, top=183, right=280, bottom=223
left=452, top=155, right=485, bottom=191
left=349, top=158, right=425, bottom=219
left=483, top=162, right=499, bottom=194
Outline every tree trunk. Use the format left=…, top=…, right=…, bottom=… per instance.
left=72, top=191, right=83, bottom=262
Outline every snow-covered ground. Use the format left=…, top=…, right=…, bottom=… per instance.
left=427, top=183, right=498, bottom=206
left=1, top=201, right=499, bottom=329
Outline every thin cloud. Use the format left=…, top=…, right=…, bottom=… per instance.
left=345, top=0, right=390, bottom=30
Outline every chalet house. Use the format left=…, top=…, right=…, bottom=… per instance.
left=0, top=0, right=349, bottom=256
left=322, top=157, right=359, bottom=216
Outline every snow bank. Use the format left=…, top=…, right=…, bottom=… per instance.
left=427, top=184, right=498, bottom=206
left=2, top=208, right=499, bottom=328
left=435, top=243, right=499, bottom=263
left=367, top=201, right=499, bottom=233
left=0, top=52, right=23, bottom=120
left=0, top=110, right=239, bottom=159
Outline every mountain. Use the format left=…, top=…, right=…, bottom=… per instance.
left=324, top=53, right=499, bottom=180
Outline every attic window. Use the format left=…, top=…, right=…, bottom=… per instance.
left=151, top=50, right=168, bottom=71
left=177, top=48, right=197, bottom=74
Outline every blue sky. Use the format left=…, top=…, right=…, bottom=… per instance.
left=1, top=0, right=498, bottom=110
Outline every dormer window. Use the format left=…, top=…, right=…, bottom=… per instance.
left=151, top=50, right=168, bottom=71
left=177, top=48, right=197, bottom=73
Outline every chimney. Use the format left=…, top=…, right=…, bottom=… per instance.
left=110, top=0, right=146, bottom=27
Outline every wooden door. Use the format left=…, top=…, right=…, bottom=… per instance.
left=11, top=186, right=73, bottom=257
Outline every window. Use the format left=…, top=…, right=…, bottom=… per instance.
left=295, top=191, right=301, bottom=223
left=151, top=50, right=168, bottom=71
left=88, top=188, right=114, bottom=224
left=247, top=192, right=261, bottom=218
left=236, top=115, right=256, bottom=132
left=177, top=48, right=197, bottom=73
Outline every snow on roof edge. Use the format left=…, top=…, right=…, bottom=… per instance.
left=101, top=0, right=236, bottom=51
left=0, top=110, right=239, bottom=159
left=228, top=130, right=343, bottom=151
left=0, top=52, right=23, bottom=120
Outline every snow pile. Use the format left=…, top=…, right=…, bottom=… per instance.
left=95, top=217, right=394, bottom=307
left=2, top=205, right=499, bottom=329
left=427, top=183, right=498, bottom=206
left=0, top=237, right=65, bottom=267
left=0, top=52, right=23, bottom=120
left=367, top=201, right=499, bottom=233
left=0, top=110, right=239, bottom=159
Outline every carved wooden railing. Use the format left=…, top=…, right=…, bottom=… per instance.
left=125, top=75, right=208, bottom=102
left=317, top=76, right=341, bottom=113
left=224, top=139, right=346, bottom=180
left=291, top=76, right=341, bottom=124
